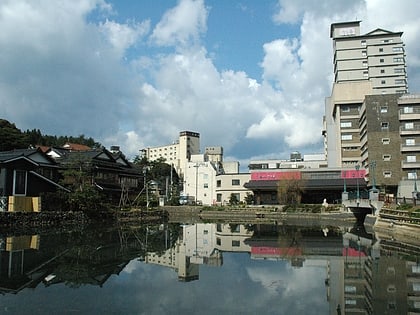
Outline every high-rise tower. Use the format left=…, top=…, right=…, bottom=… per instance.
left=324, top=21, right=407, bottom=168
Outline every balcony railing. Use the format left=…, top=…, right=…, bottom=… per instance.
left=401, top=144, right=420, bottom=152
left=400, top=126, right=420, bottom=136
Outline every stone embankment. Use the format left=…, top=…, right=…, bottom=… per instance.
left=0, top=211, right=89, bottom=235
left=163, top=206, right=356, bottom=225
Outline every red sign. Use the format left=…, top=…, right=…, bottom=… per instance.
left=251, top=171, right=301, bottom=181
left=341, top=169, right=366, bottom=179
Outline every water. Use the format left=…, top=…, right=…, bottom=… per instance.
left=0, top=220, right=419, bottom=314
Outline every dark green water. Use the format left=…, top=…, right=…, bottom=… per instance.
left=0, top=221, right=419, bottom=314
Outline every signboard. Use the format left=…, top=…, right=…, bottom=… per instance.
left=251, top=171, right=301, bottom=181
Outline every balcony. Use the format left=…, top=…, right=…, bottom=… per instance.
left=401, top=160, right=420, bottom=169
left=401, top=144, right=420, bottom=152
left=399, top=108, right=420, bottom=120
left=400, top=126, right=420, bottom=135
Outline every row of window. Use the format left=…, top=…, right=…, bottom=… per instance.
left=361, top=38, right=395, bottom=45
left=216, top=179, right=241, bottom=187
left=150, top=146, right=177, bottom=152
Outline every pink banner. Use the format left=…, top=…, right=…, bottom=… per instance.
left=341, top=169, right=366, bottom=179
left=251, top=171, right=301, bottom=181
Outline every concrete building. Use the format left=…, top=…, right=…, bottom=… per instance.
left=142, top=131, right=200, bottom=179
left=359, top=94, right=403, bottom=193
left=398, top=94, right=420, bottom=197
left=183, top=153, right=251, bottom=206
left=330, top=21, right=407, bottom=94
left=324, top=21, right=407, bottom=168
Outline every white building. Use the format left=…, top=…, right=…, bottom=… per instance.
left=324, top=21, right=407, bottom=168
left=142, top=131, right=200, bottom=179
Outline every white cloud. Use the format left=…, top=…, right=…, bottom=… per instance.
left=150, top=0, right=208, bottom=47
left=1, top=0, right=420, bottom=164
left=100, top=19, right=150, bottom=57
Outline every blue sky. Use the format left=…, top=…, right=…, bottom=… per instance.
left=1, top=0, right=420, bottom=167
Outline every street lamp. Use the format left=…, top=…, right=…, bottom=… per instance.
left=146, top=180, right=159, bottom=210
left=413, top=173, right=418, bottom=206
left=194, top=163, right=199, bottom=205
left=370, top=161, right=377, bottom=190
left=355, top=164, right=360, bottom=200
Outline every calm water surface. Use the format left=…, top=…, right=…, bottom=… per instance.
left=0, top=220, right=419, bottom=314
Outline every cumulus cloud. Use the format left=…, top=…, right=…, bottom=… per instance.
left=150, top=0, right=208, bottom=47
left=1, top=0, right=420, bottom=164
left=99, top=19, right=150, bottom=57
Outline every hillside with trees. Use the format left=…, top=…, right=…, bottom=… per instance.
left=0, top=119, right=101, bottom=151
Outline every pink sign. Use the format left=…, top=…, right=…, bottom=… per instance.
left=341, top=169, right=366, bottom=179
left=251, top=171, right=301, bottom=181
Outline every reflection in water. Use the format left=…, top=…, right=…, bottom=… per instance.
left=1, top=221, right=420, bottom=314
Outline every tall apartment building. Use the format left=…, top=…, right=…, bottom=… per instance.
left=359, top=94, right=403, bottom=192
left=324, top=21, right=407, bottom=168
left=142, top=131, right=200, bottom=179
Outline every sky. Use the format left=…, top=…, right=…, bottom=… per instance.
left=1, top=0, right=420, bottom=168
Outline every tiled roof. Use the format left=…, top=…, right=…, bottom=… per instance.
left=62, top=142, right=91, bottom=151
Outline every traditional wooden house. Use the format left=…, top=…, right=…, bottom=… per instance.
left=0, top=148, right=69, bottom=211
left=58, top=148, right=142, bottom=204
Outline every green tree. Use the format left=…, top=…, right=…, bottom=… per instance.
left=132, top=156, right=181, bottom=205
left=229, top=193, right=239, bottom=206
left=244, top=192, right=254, bottom=205
left=0, top=119, right=27, bottom=150
left=277, top=178, right=305, bottom=205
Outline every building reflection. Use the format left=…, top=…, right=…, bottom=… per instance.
left=2, top=221, right=420, bottom=314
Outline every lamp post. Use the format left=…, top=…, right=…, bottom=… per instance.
left=413, top=173, right=418, bottom=206
left=194, top=163, right=199, bottom=205
left=370, top=161, right=376, bottom=190
left=355, top=164, right=360, bottom=200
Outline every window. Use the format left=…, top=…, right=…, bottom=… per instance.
left=232, top=179, right=240, bottom=186
left=408, top=172, right=418, bottom=180
left=216, top=238, right=221, bottom=245
left=393, top=57, right=403, bottom=62
left=379, top=48, right=384, bottom=52
left=341, top=106, right=350, bottom=112
left=382, top=138, right=390, bottom=144
left=345, top=299, right=357, bottom=305
left=404, top=107, right=414, bottom=113
left=340, top=121, right=352, bottom=128
left=381, top=122, right=389, bottom=129
left=345, top=286, right=357, bottom=293
left=412, top=265, right=420, bottom=273
left=363, top=70, right=368, bottom=77
left=216, top=180, right=221, bottom=188
left=380, top=69, right=385, bottom=74
left=362, top=60, right=368, bottom=67
left=203, top=183, right=208, bottom=188
left=395, top=79, right=405, bottom=84
left=13, top=170, right=27, bottom=195
left=383, top=154, right=391, bottom=161
left=380, top=106, right=388, bottom=113
left=394, top=68, right=404, bottom=73
left=341, top=134, right=352, bottom=141
left=381, top=80, right=386, bottom=84
left=216, top=193, right=222, bottom=202
left=383, top=171, right=392, bottom=178
left=407, top=156, right=416, bottom=163
left=393, top=46, right=403, bottom=52
left=405, top=122, right=414, bottom=130
left=361, top=40, right=366, bottom=46
left=232, top=240, right=240, bottom=247
left=413, top=283, right=420, bottom=292
left=406, top=139, right=415, bottom=146
left=362, top=50, right=367, bottom=56
left=380, top=58, right=385, bottom=63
